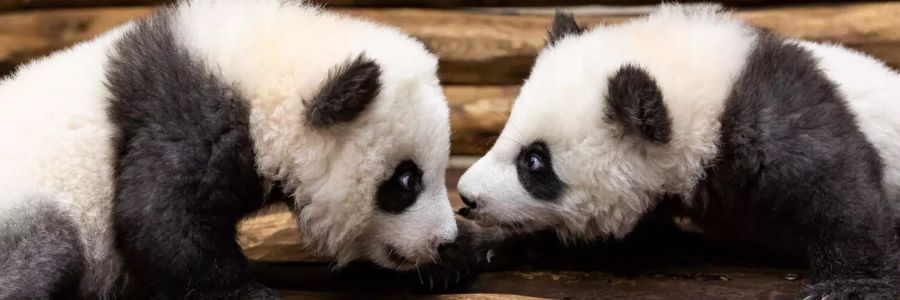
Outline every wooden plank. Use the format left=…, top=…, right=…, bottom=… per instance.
left=266, top=267, right=801, bottom=299
left=238, top=208, right=326, bottom=262
left=0, top=0, right=856, bottom=11
left=2, top=3, right=900, bottom=85
left=342, top=9, right=616, bottom=84
left=447, top=86, right=517, bottom=155
left=0, top=7, right=150, bottom=75
left=252, top=227, right=806, bottom=298
left=345, top=3, right=900, bottom=84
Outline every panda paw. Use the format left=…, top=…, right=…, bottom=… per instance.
left=409, top=217, right=502, bottom=292
left=802, top=278, right=897, bottom=300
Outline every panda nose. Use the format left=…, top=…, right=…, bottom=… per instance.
left=460, top=194, right=477, bottom=209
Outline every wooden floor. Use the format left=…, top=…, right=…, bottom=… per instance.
left=259, top=229, right=807, bottom=299
left=254, top=163, right=807, bottom=299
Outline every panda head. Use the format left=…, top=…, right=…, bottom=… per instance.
left=299, top=57, right=454, bottom=271
left=221, top=8, right=458, bottom=270
left=457, top=7, right=755, bottom=241
left=282, top=51, right=455, bottom=270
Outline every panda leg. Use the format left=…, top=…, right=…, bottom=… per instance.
left=801, top=222, right=899, bottom=299
left=0, top=197, right=84, bottom=299
left=778, top=186, right=900, bottom=298
left=112, top=132, right=274, bottom=299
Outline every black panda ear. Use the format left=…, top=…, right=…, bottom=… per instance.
left=605, top=65, right=672, bottom=144
left=305, top=54, right=382, bottom=129
left=547, top=11, right=585, bottom=46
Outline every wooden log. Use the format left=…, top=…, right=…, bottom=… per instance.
left=2, top=3, right=900, bottom=84
left=269, top=268, right=801, bottom=299
left=238, top=208, right=326, bottom=262
left=447, top=85, right=517, bottom=155
left=347, top=3, right=900, bottom=84
left=0, top=0, right=855, bottom=11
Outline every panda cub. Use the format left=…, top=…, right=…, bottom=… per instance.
left=0, top=0, right=456, bottom=298
left=456, top=6, right=900, bottom=298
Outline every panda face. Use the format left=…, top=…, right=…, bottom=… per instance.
left=288, top=53, right=456, bottom=270
left=360, top=101, right=457, bottom=271
left=458, top=7, right=756, bottom=240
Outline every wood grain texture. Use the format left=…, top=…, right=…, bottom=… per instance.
left=267, top=267, right=801, bottom=299
left=238, top=208, right=326, bottom=262
left=2, top=3, right=900, bottom=84
left=343, top=2, right=900, bottom=84
left=0, top=7, right=150, bottom=74
left=447, top=86, right=517, bottom=155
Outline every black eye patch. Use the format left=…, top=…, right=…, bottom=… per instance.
left=516, top=142, right=565, bottom=201
left=376, top=160, right=423, bottom=214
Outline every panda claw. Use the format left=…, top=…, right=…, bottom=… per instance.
left=444, top=278, right=449, bottom=290
left=486, top=249, right=495, bottom=264
left=455, top=271, right=461, bottom=283
left=803, top=296, right=815, bottom=300
left=428, top=277, right=434, bottom=290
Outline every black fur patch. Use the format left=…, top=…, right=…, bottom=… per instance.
left=690, top=32, right=899, bottom=297
left=376, top=160, right=424, bottom=214
left=0, top=198, right=84, bottom=300
left=516, top=141, right=565, bottom=200
left=305, top=55, right=382, bottom=128
left=605, top=65, right=672, bottom=144
left=547, top=11, right=585, bottom=46
left=107, top=11, right=275, bottom=299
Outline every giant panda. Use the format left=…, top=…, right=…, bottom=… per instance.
left=0, top=0, right=458, bottom=298
left=455, top=5, right=900, bottom=298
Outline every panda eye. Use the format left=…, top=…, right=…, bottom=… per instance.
left=398, top=171, right=419, bottom=191
left=516, top=141, right=565, bottom=201
left=524, top=153, right=545, bottom=172
left=376, top=160, right=423, bottom=214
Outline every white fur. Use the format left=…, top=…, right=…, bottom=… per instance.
left=460, top=5, right=757, bottom=240
left=0, top=25, right=132, bottom=298
left=0, top=0, right=455, bottom=296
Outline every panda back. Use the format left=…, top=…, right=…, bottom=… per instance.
left=797, top=41, right=900, bottom=202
